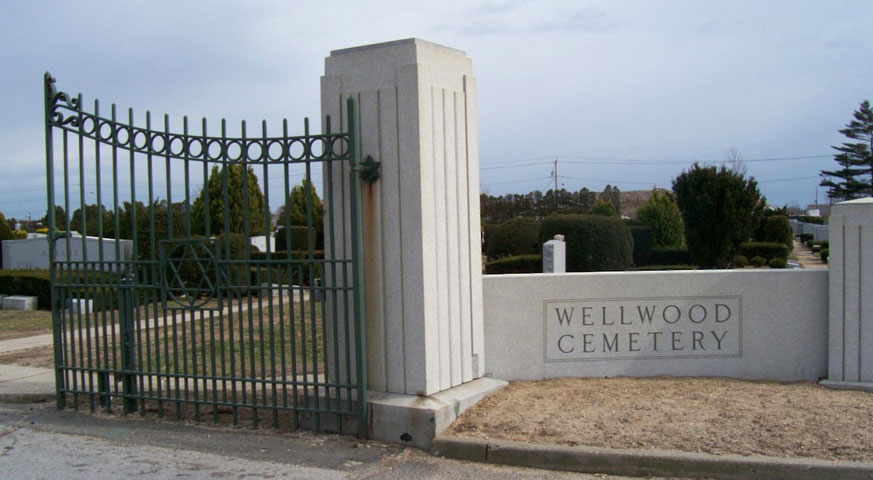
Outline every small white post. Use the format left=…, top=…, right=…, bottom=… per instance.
left=543, top=235, right=566, bottom=273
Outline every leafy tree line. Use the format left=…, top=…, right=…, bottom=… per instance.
left=38, top=166, right=322, bottom=259
left=480, top=185, right=621, bottom=224
left=482, top=159, right=782, bottom=271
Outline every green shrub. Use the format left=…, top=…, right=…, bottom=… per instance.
left=768, top=258, right=787, bottom=269
left=636, top=189, right=684, bottom=247
left=539, top=214, right=633, bottom=272
left=484, top=217, right=541, bottom=259
left=812, top=245, right=821, bottom=252
left=590, top=199, right=618, bottom=217
left=649, top=247, right=692, bottom=266
left=821, top=248, right=829, bottom=264
left=248, top=250, right=324, bottom=286
left=800, top=216, right=825, bottom=225
left=814, top=241, right=829, bottom=250
left=628, top=225, right=653, bottom=266
left=740, top=242, right=789, bottom=261
left=754, top=215, right=793, bottom=249
left=750, top=256, right=768, bottom=267
left=0, top=269, right=137, bottom=311
left=673, top=164, right=762, bottom=268
left=798, top=233, right=813, bottom=245
left=733, top=255, right=748, bottom=267
left=485, top=255, right=543, bottom=274
left=275, top=226, right=324, bottom=251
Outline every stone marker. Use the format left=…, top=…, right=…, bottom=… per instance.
left=543, top=236, right=566, bottom=273
left=68, top=298, right=93, bottom=314
left=3, top=296, right=37, bottom=311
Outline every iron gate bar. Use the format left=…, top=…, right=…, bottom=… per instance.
left=44, top=73, right=368, bottom=436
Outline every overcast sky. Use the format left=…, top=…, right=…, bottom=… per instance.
left=2, top=0, right=872, bottom=219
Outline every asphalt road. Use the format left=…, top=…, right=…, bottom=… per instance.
left=0, top=402, right=673, bottom=480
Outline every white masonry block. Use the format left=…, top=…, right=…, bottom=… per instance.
left=543, top=238, right=566, bottom=273
left=322, top=39, right=484, bottom=396
left=822, top=197, right=873, bottom=392
left=67, top=298, right=94, bottom=314
left=3, top=295, right=38, bottom=311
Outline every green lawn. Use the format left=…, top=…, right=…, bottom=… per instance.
left=0, top=309, right=53, bottom=340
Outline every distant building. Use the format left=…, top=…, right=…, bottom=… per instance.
left=805, top=203, right=831, bottom=218
left=1, top=233, right=133, bottom=271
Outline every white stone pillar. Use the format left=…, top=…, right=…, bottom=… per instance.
left=542, top=238, right=566, bottom=273
left=822, top=197, right=873, bottom=391
left=321, top=39, right=484, bottom=396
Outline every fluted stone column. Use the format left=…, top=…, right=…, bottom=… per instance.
left=822, top=197, right=873, bottom=391
left=321, top=39, right=484, bottom=397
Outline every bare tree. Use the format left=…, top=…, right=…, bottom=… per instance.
left=724, top=147, right=748, bottom=177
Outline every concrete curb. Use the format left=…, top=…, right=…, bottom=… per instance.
left=432, top=436, right=873, bottom=480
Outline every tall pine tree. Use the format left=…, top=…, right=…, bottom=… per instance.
left=821, top=100, right=873, bottom=200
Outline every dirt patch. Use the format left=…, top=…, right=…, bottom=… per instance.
left=0, top=345, right=54, bottom=369
left=445, top=377, right=873, bottom=462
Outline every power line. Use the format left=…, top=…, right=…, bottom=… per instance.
left=481, top=176, right=552, bottom=187
left=481, top=153, right=832, bottom=169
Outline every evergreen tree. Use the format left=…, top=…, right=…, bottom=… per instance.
left=192, top=164, right=266, bottom=236
left=821, top=100, right=873, bottom=200
left=673, top=164, right=762, bottom=268
left=278, top=178, right=324, bottom=230
left=636, top=189, right=684, bottom=247
left=590, top=198, right=618, bottom=217
left=600, top=185, right=621, bottom=215
left=0, top=213, right=13, bottom=241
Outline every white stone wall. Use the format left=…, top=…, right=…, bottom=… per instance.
left=484, top=270, right=828, bottom=382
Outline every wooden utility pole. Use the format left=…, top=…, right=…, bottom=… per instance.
left=554, top=157, right=558, bottom=211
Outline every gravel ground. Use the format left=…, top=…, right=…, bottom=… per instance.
left=445, top=377, right=873, bottom=462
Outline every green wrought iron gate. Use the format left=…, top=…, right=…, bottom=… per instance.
left=43, top=73, right=368, bottom=435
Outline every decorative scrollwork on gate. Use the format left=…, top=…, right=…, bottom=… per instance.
left=44, top=72, right=349, bottom=164
left=45, top=73, right=81, bottom=128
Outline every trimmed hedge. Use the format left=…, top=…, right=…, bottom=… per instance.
left=649, top=247, right=692, bottom=266
left=484, top=217, right=541, bottom=259
left=628, top=225, right=654, bottom=266
left=485, top=255, right=542, bottom=274
left=249, top=250, right=324, bottom=286
left=0, top=270, right=51, bottom=308
left=539, top=214, right=633, bottom=272
left=821, top=248, right=829, bottom=264
left=733, top=255, right=748, bottom=267
left=0, top=269, right=141, bottom=311
left=750, top=256, right=768, bottom=267
left=798, top=233, right=813, bottom=245
left=768, top=258, right=787, bottom=269
left=631, top=265, right=697, bottom=271
left=755, top=215, right=793, bottom=249
left=739, top=242, right=789, bottom=261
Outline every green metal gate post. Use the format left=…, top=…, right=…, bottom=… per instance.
left=347, top=97, right=369, bottom=437
left=44, top=72, right=65, bottom=409
left=119, top=276, right=137, bottom=413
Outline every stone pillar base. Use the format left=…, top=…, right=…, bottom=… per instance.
left=367, top=377, right=507, bottom=449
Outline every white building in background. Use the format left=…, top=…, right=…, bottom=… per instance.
left=1, top=233, right=133, bottom=270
